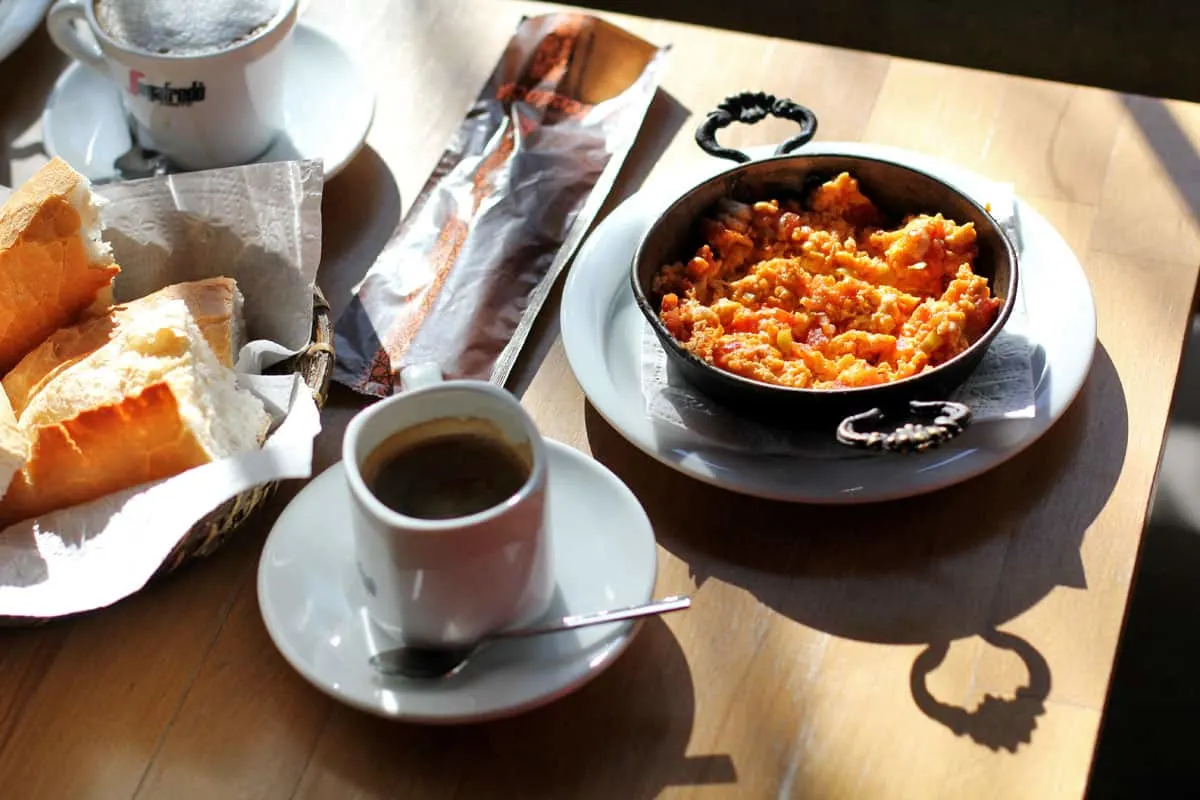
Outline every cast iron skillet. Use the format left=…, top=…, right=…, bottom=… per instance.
left=631, top=92, right=1018, bottom=453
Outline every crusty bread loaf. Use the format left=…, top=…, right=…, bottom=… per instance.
left=0, top=298, right=266, bottom=525
left=0, top=158, right=120, bottom=373
left=2, top=277, right=245, bottom=417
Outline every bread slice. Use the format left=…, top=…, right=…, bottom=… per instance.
left=157, top=277, right=245, bottom=367
left=2, top=277, right=245, bottom=417
left=0, top=158, right=120, bottom=373
left=0, top=298, right=266, bottom=525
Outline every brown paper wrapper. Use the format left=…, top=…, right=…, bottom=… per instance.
left=333, top=13, right=667, bottom=395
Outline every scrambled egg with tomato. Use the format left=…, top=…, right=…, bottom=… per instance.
left=653, top=173, right=1002, bottom=389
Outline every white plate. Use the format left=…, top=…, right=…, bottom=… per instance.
left=257, top=439, right=659, bottom=724
left=560, top=142, right=1097, bottom=504
left=0, top=0, right=49, bottom=64
left=41, top=21, right=375, bottom=181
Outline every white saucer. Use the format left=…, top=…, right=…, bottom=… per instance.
left=560, top=142, right=1097, bottom=504
left=257, top=439, right=659, bottom=724
left=0, top=0, right=50, bottom=64
left=41, top=22, right=375, bottom=181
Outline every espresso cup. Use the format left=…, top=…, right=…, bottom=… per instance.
left=342, top=369, right=554, bottom=647
left=47, top=0, right=298, bottom=170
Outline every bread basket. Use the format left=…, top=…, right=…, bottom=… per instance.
left=1, top=287, right=334, bottom=626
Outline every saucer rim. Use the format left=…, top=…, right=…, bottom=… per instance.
left=40, top=20, right=377, bottom=180
left=257, top=440, right=658, bottom=725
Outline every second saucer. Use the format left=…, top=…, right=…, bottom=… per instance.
left=257, top=439, right=661, bottom=724
left=42, top=22, right=376, bottom=181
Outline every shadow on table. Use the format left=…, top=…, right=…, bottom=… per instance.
left=541, top=0, right=1200, bottom=104
left=320, top=617, right=735, bottom=798
left=1119, top=95, right=1200, bottom=227
left=0, top=26, right=64, bottom=188
left=317, top=145, right=403, bottom=323
left=586, top=343, right=1128, bottom=752
left=605, top=89, right=692, bottom=211
left=910, top=629, right=1051, bottom=753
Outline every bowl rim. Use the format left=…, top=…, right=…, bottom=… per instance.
left=629, top=151, right=1020, bottom=403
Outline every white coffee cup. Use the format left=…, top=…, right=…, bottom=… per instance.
left=46, top=0, right=298, bottom=170
left=342, top=369, right=555, bottom=647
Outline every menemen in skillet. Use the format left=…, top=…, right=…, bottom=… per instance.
left=653, top=173, right=1002, bottom=389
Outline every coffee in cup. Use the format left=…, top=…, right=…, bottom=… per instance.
left=47, top=0, right=299, bottom=170
left=343, top=371, right=555, bottom=647
left=361, top=417, right=532, bottom=520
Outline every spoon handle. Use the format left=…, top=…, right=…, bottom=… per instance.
left=498, top=595, right=692, bottom=639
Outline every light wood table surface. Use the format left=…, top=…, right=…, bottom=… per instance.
left=2, top=1, right=1200, bottom=797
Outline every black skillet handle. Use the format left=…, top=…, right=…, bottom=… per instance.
left=836, top=401, right=972, bottom=454
left=695, top=92, right=819, bottom=164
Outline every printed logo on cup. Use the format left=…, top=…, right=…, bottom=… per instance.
left=127, top=70, right=208, bottom=107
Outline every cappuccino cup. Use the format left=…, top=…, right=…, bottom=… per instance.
left=47, top=0, right=298, bottom=170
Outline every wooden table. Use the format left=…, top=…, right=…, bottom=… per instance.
left=2, top=1, right=1199, bottom=797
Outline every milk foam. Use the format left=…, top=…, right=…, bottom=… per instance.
left=94, top=0, right=283, bottom=56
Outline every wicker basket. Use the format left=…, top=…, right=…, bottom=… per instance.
left=2, top=288, right=334, bottom=624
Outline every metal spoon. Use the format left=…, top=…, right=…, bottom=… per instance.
left=369, top=594, right=692, bottom=679
left=112, top=141, right=174, bottom=181
left=94, top=105, right=177, bottom=185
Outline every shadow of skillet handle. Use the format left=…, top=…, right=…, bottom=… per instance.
left=910, top=628, right=1051, bottom=753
